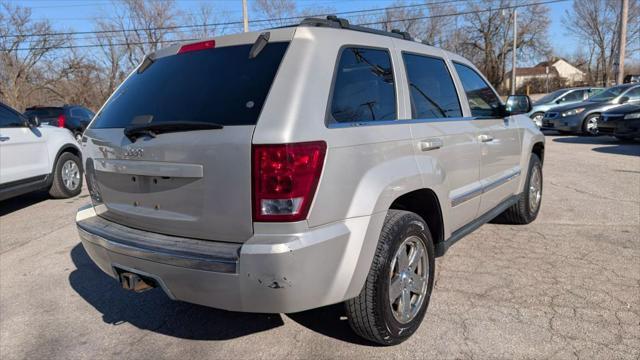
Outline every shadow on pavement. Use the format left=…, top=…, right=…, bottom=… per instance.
left=286, top=304, right=379, bottom=346
left=69, top=243, right=375, bottom=344
left=552, top=136, right=640, bottom=156
left=0, top=190, right=50, bottom=216
left=68, top=244, right=284, bottom=340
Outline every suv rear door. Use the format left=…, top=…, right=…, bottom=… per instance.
left=453, top=62, right=522, bottom=214
left=83, top=34, right=292, bottom=243
left=395, top=42, right=483, bottom=232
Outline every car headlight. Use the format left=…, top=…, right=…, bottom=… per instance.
left=624, top=112, right=640, bottom=120
left=561, top=108, right=585, bottom=117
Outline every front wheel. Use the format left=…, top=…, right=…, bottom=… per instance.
left=582, top=114, right=600, bottom=136
left=345, top=210, right=435, bottom=345
left=493, top=153, right=542, bottom=224
left=49, top=152, right=83, bottom=198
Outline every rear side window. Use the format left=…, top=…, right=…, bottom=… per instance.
left=402, top=53, right=462, bottom=119
left=329, top=47, right=396, bottom=124
left=91, top=42, right=289, bottom=129
left=24, top=108, right=63, bottom=121
left=454, top=63, right=502, bottom=118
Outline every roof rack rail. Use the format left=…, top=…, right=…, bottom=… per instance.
left=391, top=29, right=412, bottom=40
left=299, top=15, right=415, bottom=42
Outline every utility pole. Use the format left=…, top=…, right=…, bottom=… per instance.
left=242, top=0, right=249, bottom=33
left=511, top=9, right=517, bottom=95
left=617, top=0, right=628, bottom=84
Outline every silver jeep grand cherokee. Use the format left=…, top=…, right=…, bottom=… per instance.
left=76, top=17, right=545, bottom=345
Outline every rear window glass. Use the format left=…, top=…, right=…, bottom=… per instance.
left=24, top=108, right=63, bottom=120
left=91, top=42, right=289, bottom=129
left=329, top=47, right=396, bottom=124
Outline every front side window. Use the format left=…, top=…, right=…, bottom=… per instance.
left=454, top=63, right=502, bottom=118
left=403, top=53, right=462, bottom=119
left=329, top=47, right=396, bottom=123
left=0, top=105, right=24, bottom=128
left=623, top=87, right=640, bottom=101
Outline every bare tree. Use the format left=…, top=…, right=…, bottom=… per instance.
left=453, top=0, right=551, bottom=90
left=252, top=0, right=297, bottom=28
left=0, top=2, right=71, bottom=110
left=563, top=0, right=640, bottom=86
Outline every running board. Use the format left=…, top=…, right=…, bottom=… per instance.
left=435, top=195, right=518, bottom=257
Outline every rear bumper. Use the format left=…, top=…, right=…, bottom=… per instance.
left=76, top=205, right=383, bottom=313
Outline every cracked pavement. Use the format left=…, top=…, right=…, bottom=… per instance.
left=1, top=135, right=639, bottom=359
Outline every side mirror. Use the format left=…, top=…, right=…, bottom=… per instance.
left=25, top=115, right=40, bottom=128
left=555, top=98, right=563, bottom=104
left=505, top=95, right=532, bottom=115
left=619, top=96, right=629, bottom=104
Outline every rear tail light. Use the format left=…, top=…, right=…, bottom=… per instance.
left=178, top=40, right=215, bottom=54
left=252, top=141, right=326, bottom=222
left=57, top=114, right=66, bottom=128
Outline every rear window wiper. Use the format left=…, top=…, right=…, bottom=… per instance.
left=124, top=121, right=224, bottom=142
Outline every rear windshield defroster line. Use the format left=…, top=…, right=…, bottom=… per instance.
left=90, top=42, right=290, bottom=129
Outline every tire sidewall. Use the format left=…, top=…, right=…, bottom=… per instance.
left=376, top=214, right=435, bottom=343
left=521, top=154, right=543, bottom=222
left=53, top=153, right=83, bottom=197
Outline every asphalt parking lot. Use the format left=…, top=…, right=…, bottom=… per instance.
left=0, top=135, right=638, bottom=359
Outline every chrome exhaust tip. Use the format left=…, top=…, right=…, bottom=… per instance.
left=119, top=272, right=154, bottom=293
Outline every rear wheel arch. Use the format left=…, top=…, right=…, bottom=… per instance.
left=388, top=188, right=444, bottom=246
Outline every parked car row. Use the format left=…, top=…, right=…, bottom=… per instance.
left=528, top=83, right=640, bottom=140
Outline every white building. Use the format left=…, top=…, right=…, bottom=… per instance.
left=505, top=57, right=586, bottom=90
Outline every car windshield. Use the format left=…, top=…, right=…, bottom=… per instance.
left=535, top=90, right=566, bottom=105
left=588, top=86, right=628, bottom=102
left=91, top=42, right=289, bottom=129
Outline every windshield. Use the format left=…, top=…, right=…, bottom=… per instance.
left=91, top=42, right=289, bottom=129
left=588, top=86, right=628, bottom=102
left=535, top=89, right=566, bottom=105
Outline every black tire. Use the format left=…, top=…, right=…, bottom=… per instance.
left=582, top=114, right=600, bottom=136
left=493, top=153, right=542, bottom=224
left=345, top=210, right=435, bottom=346
left=49, top=152, right=83, bottom=199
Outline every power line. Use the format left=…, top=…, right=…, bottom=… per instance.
left=11, top=0, right=569, bottom=51
left=358, top=0, right=569, bottom=26
left=2, top=0, right=472, bottom=39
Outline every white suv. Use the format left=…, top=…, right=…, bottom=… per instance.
left=76, top=17, right=544, bottom=345
left=0, top=102, right=83, bottom=201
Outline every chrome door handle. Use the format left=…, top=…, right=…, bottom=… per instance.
left=478, top=134, right=494, bottom=143
left=419, top=138, right=443, bottom=151
left=0, top=136, right=10, bottom=142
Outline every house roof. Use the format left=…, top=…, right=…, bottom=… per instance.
left=507, top=66, right=559, bottom=77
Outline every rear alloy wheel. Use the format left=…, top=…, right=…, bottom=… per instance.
left=582, top=114, right=600, bottom=136
left=345, top=210, right=435, bottom=345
